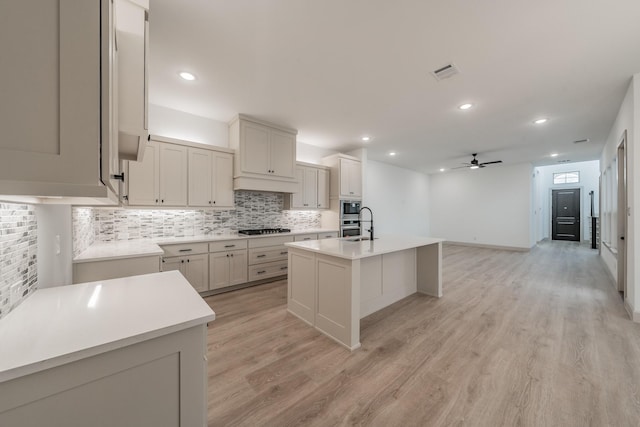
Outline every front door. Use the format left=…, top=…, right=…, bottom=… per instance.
left=552, top=189, right=581, bottom=241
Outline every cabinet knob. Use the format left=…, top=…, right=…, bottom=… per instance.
left=161, top=199, right=165, bottom=203
left=230, top=253, right=234, bottom=257
left=187, top=259, right=190, bottom=263
left=209, top=201, right=212, bottom=204
left=155, top=199, right=159, bottom=203
left=213, top=201, right=216, bottom=204
left=181, top=260, right=184, bottom=263
left=226, top=254, right=229, bottom=257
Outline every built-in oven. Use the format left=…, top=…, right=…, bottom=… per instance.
left=341, top=226, right=361, bottom=238
left=340, top=200, right=362, bottom=237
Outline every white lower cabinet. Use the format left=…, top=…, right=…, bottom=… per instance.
left=73, top=256, right=160, bottom=284
left=209, top=250, right=248, bottom=290
left=161, top=242, right=209, bottom=292
left=162, top=254, right=208, bottom=293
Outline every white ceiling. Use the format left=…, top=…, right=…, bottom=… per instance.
left=148, top=0, right=640, bottom=174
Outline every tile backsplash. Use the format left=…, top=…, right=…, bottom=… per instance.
left=0, top=203, right=38, bottom=319
left=72, top=191, right=321, bottom=257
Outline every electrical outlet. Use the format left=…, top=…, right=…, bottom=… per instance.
left=9, top=283, right=21, bottom=306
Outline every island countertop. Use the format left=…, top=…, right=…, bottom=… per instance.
left=0, top=271, right=215, bottom=383
left=285, top=235, right=444, bottom=260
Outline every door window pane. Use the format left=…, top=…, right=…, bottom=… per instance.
left=553, top=171, right=580, bottom=184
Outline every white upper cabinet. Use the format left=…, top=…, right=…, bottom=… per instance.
left=285, top=163, right=330, bottom=210
left=229, top=115, right=298, bottom=193
left=127, top=139, right=160, bottom=205
left=116, top=0, right=149, bottom=162
left=188, top=148, right=234, bottom=208
left=126, top=138, right=187, bottom=206
left=322, top=154, right=362, bottom=200
left=0, top=0, right=119, bottom=202
left=317, top=168, right=330, bottom=209
left=159, top=143, right=188, bottom=206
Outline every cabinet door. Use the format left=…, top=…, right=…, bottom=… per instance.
left=317, top=168, right=330, bottom=209
left=212, top=152, right=234, bottom=207
left=302, top=168, right=318, bottom=208
left=209, top=252, right=230, bottom=290
left=269, top=129, right=296, bottom=178
left=188, top=148, right=213, bottom=207
left=159, top=143, right=188, bottom=206
left=240, top=121, right=270, bottom=175
left=229, top=250, right=248, bottom=286
left=290, top=167, right=305, bottom=209
left=184, top=254, right=209, bottom=293
left=116, top=0, right=148, bottom=145
left=0, top=1, right=105, bottom=196
left=162, top=257, right=184, bottom=274
left=348, top=160, right=362, bottom=198
left=128, top=140, right=160, bottom=205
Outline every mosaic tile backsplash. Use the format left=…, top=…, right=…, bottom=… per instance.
left=0, top=203, right=38, bottom=319
left=73, top=191, right=321, bottom=257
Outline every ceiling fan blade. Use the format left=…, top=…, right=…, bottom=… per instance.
left=452, top=165, right=470, bottom=169
left=478, top=160, right=502, bottom=166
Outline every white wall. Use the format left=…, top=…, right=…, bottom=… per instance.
left=599, top=73, right=638, bottom=320
left=430, top=163, right=534, bottom=249
left=35, top=205, right=72, bottom=288
left=148, top=104, right=229, bottom=147
left=363, top=161, right=430, bottom=237
left=534, top=160, right=600, bottom=242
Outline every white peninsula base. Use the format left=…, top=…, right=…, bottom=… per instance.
left=286, top=236, right=444, bottom=350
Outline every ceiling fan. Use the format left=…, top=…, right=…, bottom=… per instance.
left=454, top=153, right=503, bottom=169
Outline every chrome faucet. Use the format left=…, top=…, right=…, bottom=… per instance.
left=359, top=207, right=374, bottom=241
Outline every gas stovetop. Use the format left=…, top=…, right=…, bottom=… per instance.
left=238, top=228, right=291, bottom=236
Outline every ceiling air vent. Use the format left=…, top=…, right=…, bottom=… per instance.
left=558, top=159, right=571, bottom=163
left=431, top=63, right=460, bottom=81
left=573, top=138, right=590, bottom=144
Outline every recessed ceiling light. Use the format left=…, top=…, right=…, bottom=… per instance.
left=179, top=71, right=196, bottom=81
left=389, top=152, right=396, bottom=156
left=533, top=118, right=548, bottom=124
left=439, top=168, right=445, bottom=172
left=458, top=103, right=473, bottom=110
left=361, top=136, right=371, bottom=142
left=550, top=153, right=559, bottom=157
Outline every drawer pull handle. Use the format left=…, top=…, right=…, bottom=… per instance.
left=224, top=244, right=236, bottom=248
left=179, top=249, right=192, bottom=252
left=303, top=238, right=311, bottom=240
left=257, top=254, right=266, bottom=258
left=257, top=270, right=266, bottom=274
left=280, top=266, right=288, bottom=270
left=280, top=251, right=288, bottom=255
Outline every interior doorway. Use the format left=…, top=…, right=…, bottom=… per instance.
left=617, top=131, right=627, bottom=295
left=552, top=188, right=581, bottom=241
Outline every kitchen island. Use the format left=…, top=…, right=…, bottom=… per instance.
left=0, top=271, right=215, bottom=427
left=285, top=235, right=444, bottom=350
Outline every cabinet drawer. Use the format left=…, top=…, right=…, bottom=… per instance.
left=248, top=235, right=294, bottom=248
left=161, top=242, right=208, bottom=256
left=248, top=246, right=289, bottom=265
left=248, top=260, right=288, bottom=282
left=294, top=233, right=318, bottom=242
left=318, top=231, right=339, bottom=239
left=209, top=240, right=247, bottom=253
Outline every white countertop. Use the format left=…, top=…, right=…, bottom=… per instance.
left=0, top=271, right=215, bottom=383
left=285, top=235, right=445, bottom=260
left=73, top=228, right=339, bottom=263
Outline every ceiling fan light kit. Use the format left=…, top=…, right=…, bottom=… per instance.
left=453, top=153, right=503, bottom=170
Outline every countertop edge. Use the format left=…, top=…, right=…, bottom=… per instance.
left=285, top=237, right=445, bottom=260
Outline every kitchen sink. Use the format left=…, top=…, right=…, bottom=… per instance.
left=343, top=236, right=377, bottom=242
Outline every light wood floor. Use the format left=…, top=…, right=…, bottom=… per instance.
left=203, top=241, right=640, bottom=426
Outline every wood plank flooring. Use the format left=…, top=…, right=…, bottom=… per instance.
left=203, top=241, right=640, bottom=426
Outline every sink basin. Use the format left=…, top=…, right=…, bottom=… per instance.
left=343, top=236, right=376, bottom=242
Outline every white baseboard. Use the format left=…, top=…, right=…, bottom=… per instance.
left=444, top=241, right=531, bottom=252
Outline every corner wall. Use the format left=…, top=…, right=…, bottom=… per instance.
left=363, top=161, right=430, bottom=237
left=600, top=74, right=638, bottom=320
left=429, top=162, right=534, bottom=249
